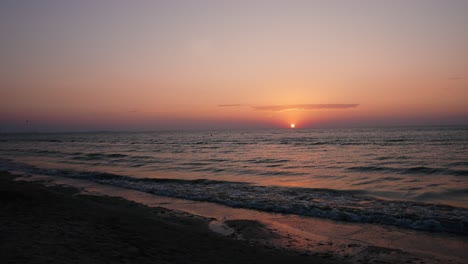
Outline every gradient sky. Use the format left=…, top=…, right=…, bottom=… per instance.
left=1, top=0, right=467, bottom=132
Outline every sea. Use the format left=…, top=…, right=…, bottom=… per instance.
left=1, top=126, right=467, bottom=235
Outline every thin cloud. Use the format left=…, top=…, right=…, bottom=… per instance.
left=218, top=104, right=244, bottom=107
left=217, top=103, right=359, bottom=112
left=252, top=104, right=359, bottom=112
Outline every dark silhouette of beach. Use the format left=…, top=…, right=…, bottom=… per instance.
left=0, top=172, right=340, bottom=264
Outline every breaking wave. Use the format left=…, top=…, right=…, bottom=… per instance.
left=1, top=158, right=467, bottom=235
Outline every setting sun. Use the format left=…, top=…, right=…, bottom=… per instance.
left=290, top=123, right=295, bottom=128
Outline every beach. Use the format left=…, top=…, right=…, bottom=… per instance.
left=0, top=171, right=342, bottom=264
left=2, top=171, right=467, bottom=264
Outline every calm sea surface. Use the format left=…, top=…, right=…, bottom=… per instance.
left=1, top=126, right=467, bottom=234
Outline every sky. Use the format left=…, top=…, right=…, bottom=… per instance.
left=1, top=0, right=467, bottom=132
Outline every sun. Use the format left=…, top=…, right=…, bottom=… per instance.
left=290, top=123, right=295, bottom=128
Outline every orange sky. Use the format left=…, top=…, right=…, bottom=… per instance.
left=1, top=1, right=467, bottom=131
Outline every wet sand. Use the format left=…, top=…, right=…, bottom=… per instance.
left=0, top=171, right=339, bottom=264
left=2, top=171, right=467, bottom=264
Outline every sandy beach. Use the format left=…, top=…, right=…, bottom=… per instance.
left=0, top=171, right=344, bottom=264
left=3, top=171, right=466, bottom=264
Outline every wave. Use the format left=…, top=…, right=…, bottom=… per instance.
left=33, top=149, right=62, bottom=155
left=348, top=166, right=468, bottom=176
left=448, top=161, right=468, bottom=167
left=375, top=156, right=409, bottom=161
left=203, top=158, right=230, bottom=163
left=277, top=137, right=423, bottom=147
left=71, top=152, right=129, bottom=160
left=1, top=158, right=467, bottom=235
left=49, top=172, right=468, bottom=235
left=384, top=139, right=407, bottom=142
left=246, top=158, right=290, bottom=164
left=86, top=153, right=128, bottom=158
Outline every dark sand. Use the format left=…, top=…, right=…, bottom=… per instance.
left=0, top=172, right=340, bottom=264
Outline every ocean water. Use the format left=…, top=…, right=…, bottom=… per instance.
left=1, top=126, right=467, bottom=234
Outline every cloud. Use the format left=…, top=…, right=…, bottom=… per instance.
left=218, top=103, right=359, bottom=112
left=218, top=104, right=244, bottom=107
left=251, top=104, right=359, bottom=112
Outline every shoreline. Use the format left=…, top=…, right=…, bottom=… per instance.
left=2, top=171, right=467, bottom=264
left=2, top=157, right=466, bottom=235
left=0, top=171, right=340, bottom=264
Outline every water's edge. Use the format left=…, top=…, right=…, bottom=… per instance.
left=2, top=158, right=467, bottom=235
